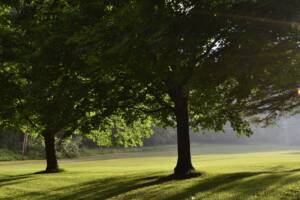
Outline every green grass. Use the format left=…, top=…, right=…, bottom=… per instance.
left=1, top=144, right=300, bottom=199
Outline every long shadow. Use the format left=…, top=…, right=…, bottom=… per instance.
left=230, top=173, right=300, bottom=199
left=3, top=172, right=175, bottom=200
left=162, top=172, right=263, bottom=200
left=163, top=168, right=300, bottom=200
left=3, top=171, right=254, bottom=200
left=5, top=167, right=300, bottom=200
left=0, top=173, right=36, bottom=187
left=51, top=172, right=196, bottom=200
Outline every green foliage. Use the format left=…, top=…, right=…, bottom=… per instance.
left=56, top=139, right=80, bottom=158
left=0, top=0, right=152, bottom=147
left=87, top=116, right=153, bottom=147
left=94, top=0, right=300, bottom=135
left=26, top=137, right=45, bottom=159
left=0, top=148, right=22, bottom=161
left=0, top=130, right=22, bottom=151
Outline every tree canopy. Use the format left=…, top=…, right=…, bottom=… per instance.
left=0, top=0, right=153, bottom=173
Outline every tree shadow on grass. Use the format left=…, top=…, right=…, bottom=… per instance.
left=163, top=168, right=300, bottom=200
left=5, top=168, right=300, bottom=200
left=4, top=172, right=200, bottom=200
left=49, top=172, right=202, bottom=200
left=0, top=173, right=36, bottom=188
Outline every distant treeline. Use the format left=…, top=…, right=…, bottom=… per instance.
left=1, top=115, right=299, bottom=160
left=145, top=115, right=300, bottom=146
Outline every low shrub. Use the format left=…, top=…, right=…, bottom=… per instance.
left=0, top=149, right=23, bottom=161
left=56, top=139, right=80, bottom=158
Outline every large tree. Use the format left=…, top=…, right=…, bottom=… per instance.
left=1, top=0, right=154, bottom=173
left=0, top=1, right=115, bottom=172
left=89, top=0, right=300, bottom=176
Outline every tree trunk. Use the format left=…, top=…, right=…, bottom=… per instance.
left=111, top=120, right=117, bottom=146
left=43, top=131, right=59, bottom=173
left=22, top=133, right=28, bottom=157
left=174, top=95, right=195, bottom=176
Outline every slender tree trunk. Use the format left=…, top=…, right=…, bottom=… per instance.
left=111, top=120, right=117, bottom=146
left=22, top=133, right=28, bottom=157
left=43, top=131, right=59, bottom=173
left=174, top=95, right=195, bottom=176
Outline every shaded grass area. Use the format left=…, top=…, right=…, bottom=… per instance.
left=2, top=145, right=300, bottom=199
left=2, top=169, right=300, bottom=200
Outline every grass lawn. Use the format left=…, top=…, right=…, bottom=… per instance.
left=1, top=144, right=300, bottom=200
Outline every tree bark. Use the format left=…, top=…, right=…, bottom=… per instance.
left=173, top=95, right=195, bottom=176
left=43, top=131, right=59, bottom=173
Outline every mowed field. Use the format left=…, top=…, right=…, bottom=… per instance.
left=1, top=144, right=300, bottom=200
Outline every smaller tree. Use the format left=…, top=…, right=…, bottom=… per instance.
left=1, top=1, right=114, bottom=172
left=2, top=0, right=154, bottom=173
